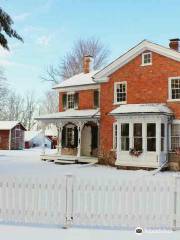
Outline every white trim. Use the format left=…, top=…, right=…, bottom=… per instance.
left=168, top=77, right=180, bottom=101
left=114, top=81, right=127, bottom=104
left=141, top=52, right=152, bottom=66
left=93, top=40, right=180, bottom=81
left=113, top=122, right=117, bottom=150
left=56, top=84, right=100, bottom=93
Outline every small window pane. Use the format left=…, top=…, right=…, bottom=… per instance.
left=147, top=123, right=156, bottom=152
left=134, top=123, right=142, bottom=151
left=171, top=124, right=180, bottom=150
left=121, top=123, right=129, bottom=151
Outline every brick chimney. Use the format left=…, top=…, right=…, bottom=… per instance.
left=169, top=38, right=180, bottom=51
left=83, top=55, right=94, bottom=74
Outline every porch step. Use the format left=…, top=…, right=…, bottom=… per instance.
left=55, top=159, right=77, bottom=164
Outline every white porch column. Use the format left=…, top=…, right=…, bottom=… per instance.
left=129, top=122, right=133, bottom=150
left=156, top=120, right=161, bottom=163
left=57, top=124, right=62, bottom=155
left=77, top=122, right=83, bottom=158
left=116, top=120, right=121, bottom=161
left=164, top=121, right=168, bottom=154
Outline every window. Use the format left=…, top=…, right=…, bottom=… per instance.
left=169, top=78, right=180, bottom=100
left=66, top=127, right=75, bottom=147
left=113, top=123, right=117, bottom=150
left=171, top=123, right=180, bottom=151
left=147, top=123, right=156, bottom=152
left=94, top=90, right=99, bottom=108
left=114, top=82, right=127, bottom=104
left=67, top=93, right=75, bottom=109
left=161, top=124, right=165, bottom=152
left=133, top=123, right=142, bottom=151
left=142, top=52, right=152, bottom=66
left=121, top=123, right=129, bottom=151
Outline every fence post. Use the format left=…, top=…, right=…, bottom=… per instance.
left=63, top=174, right=74, bottom=229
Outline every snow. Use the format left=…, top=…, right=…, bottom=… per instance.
left=0, top=148, right=178, bottom=178
left=24, top=131, right=41, bottom=141
left=0, top=225, right=179, bottom=240
left=36, top=109, right=100, bottom=121
left=110, top=104, right=173, bottom=115
left=53, top=70, right=98, bottom=89
left=0, top=121, right=20, bottom=130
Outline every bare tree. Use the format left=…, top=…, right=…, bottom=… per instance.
left=40, top=90, right=58, bottom=114
left=42, top=37, right=110, bottom=83
left=22, top=91, right=37, bottom=130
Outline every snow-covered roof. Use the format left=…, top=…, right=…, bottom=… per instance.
left=36, top=109, right=100, bottom=120
left=0, top=121, right=22, bottom=130
left=110, top=104, right=173, bottom=115
left=53, top=71, right=98, bottom=90
left=93, top=40, right=180, bottom=82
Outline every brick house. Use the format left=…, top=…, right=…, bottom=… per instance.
left=37, top=39, right=180, bottom=169
left=0, top=121, right=26, bottom=150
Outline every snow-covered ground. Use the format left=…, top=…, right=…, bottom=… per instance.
left=0, top=148, right=178, bottom=177
left=0, top=224, right=180, bottom=240
left=0, top=149, right=179, bottom=240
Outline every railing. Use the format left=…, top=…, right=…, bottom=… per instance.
left=0, top=174, right=179, bottom=230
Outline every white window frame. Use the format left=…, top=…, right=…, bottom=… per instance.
left=113, top=122, right=117, bottom=150
left=114, top=81, right=127, bottom=105
left=67, top=92, right=75, bottom=109
left=141, top=52, right=152, bottom=66
left=168, top=77, right=180, bottom=102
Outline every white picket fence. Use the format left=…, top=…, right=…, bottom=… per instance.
left=0, top=174, right=179, bottom=230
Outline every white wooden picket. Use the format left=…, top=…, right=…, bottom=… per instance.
left=72, top=175, right=175, bottom=230
left=175, top=177, right=180, bottom=230
left=0, top=173, right=179, bottom=230
left=0, top=175, right=67, bottom=226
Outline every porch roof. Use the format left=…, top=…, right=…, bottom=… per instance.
left=36, top=109, right=100, bottom=121
left=110, top=104, right=173, bottom=116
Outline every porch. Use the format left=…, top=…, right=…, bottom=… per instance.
left=36, top=109, right=100, bottom=164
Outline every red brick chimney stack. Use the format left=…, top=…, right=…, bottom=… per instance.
left=83, top=55, right=94, bottom=74
left=169, top=38, right=180, bottom=51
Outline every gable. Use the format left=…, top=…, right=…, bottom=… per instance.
left=93, top=40, right=180, bottom=82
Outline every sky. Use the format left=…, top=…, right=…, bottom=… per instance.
left=1, top=0, right=180, bottom=97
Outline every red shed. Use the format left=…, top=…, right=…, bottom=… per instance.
left=0, top=121, right=26, bottom=150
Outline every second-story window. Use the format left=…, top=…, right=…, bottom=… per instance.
left=67, top=93, right=75, bottom=109
left=62, top=93, right=79, bottom=110
left=114, top=82, right=127, bottom=104
left=169, top=77, right=180, bottom=100
left=94, top=90, right=99, bottom=108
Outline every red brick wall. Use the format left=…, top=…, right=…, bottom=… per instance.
left=100, top=51, right=180, bottom=153
left=0, top=130, right=10, bottom=150
left=59, top=89, right=96, bottom=111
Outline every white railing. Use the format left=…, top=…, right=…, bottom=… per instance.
left=0, top=174, right=179, bottom=230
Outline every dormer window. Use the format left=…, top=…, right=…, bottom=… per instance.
left=142, top=52, right=152, bottom=66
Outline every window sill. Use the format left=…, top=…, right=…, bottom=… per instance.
left=167, top=99, right=180, bottom=102
left=113, top=101, right=127, bottom=105
left=140, top=63, right=152, bottom=67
